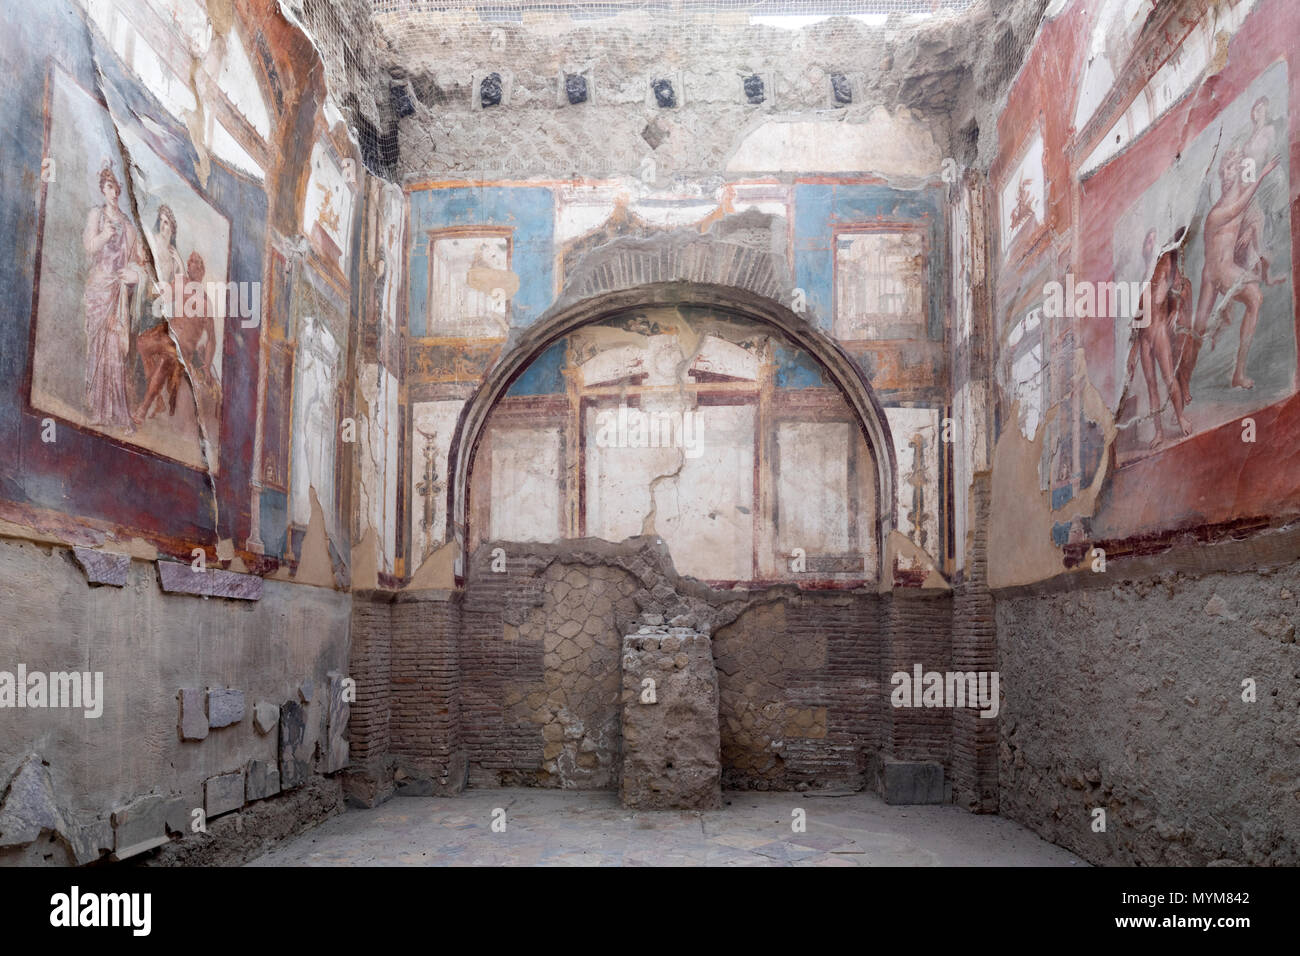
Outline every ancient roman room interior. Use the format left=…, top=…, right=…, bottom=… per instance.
left=0, top=0, right=1296, bottom=876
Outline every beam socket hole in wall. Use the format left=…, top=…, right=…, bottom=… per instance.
left=651, top=77, right=677, bottom=108
left=390, top=81, right=415, bottom=118
left=641, top=119, right=668, bottom=149
left=564, top=72, right=589, bottom=105
left=830, top=72, right=852, bottom=105
left=481, top=72, right=504, bottom=108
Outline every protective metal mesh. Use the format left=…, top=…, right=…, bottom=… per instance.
left=287, top=0, right=999, bottom=179
left=369, top=0, right=978, bottom=17
left=368, top=0, right=980, bottom=40
left=363, top=0, right=986, bottom=84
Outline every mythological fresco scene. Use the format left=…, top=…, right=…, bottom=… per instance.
left=0, top=0, right=1294, bottom=912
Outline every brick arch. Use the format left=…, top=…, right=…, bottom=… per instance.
left=554, top=213, right=791, bottom=309
left=446, top=224, right=898, bottom=579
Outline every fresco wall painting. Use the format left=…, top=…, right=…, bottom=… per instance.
left=1109, top=62, right=1293, bottom=464
left=31, top=67, right=230, bottom=473
left=988, top=0, right=1300, bottom=580
left=468, top=308, right=880, bottom=587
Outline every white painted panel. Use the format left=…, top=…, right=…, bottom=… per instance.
left=776, top=421, right=850, bottom=556
left=383, top=375, right=399, bottom=569
left=490, top=427, right=562, bottom=543
left=410, top=399, right=464, bottom=563
left=886, top=406, right=942, bottom=558
left=208, top=117, right=264, bottom=180
left=655, top=404, right=755, bottom=582
left=584, top=405, right=676, bottom=542
left=427, top=235, right=510, bottom=338
left=585, top=401, right=754, bottom=581
left=357, top=364, right=399, bottom=573
left=215, top=30, right=271, bottom=139
left=290, top=317, right=340, bottom=535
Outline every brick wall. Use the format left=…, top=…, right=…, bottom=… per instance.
left=714, top=593, right=885, bottom=790
left=457, top=541, right=910, bottom=792
left=345, top=589, right=465, bottom=801
left=391, top=593, right=464, bottom=790
left=461, top=551, right=551, bottom=786
left=882, top=591, right=955, bottom=767
left=348, top=538, right=999, bottom=804
left=348, top=597, right=391, bottom=764
left=344, top=595, right=393, bottom=806
left=950, top=473, right=998, bottom=811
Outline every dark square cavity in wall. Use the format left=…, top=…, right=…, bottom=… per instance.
left=641, top=119, right=668, bottom=150
left=480, top=72, right=504, bottom=108
left=831, top=72, right=853, bottom=105
left=564, top=72, right=589, bottom=105
left=743, top=73, right=765, bottom=105
left=651, top=77, right=677, bottom=108
left=390, top=80, right=415, bottom=118
left=356, top=113, right=386, bottom=176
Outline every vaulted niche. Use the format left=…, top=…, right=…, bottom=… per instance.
left=468, top=305, right=882, bottom=587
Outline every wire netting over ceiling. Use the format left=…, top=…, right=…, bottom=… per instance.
left=362, top=0, right=986, bottom=68
left=291, top=0, right=999, bottom=179
left=366, top=0, right=981, bottom=31
left=366, top=0, right=983, bottom=46
left=369, top=0, right=979, bottom=17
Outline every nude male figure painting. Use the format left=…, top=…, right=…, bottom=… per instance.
left=1177, top=146, right=1280, bottom=395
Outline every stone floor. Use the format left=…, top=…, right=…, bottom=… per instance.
left=247, top=789, right=1087, bottom=866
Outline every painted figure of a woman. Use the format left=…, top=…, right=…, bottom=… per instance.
left=81, top=163, right=145, bottom=429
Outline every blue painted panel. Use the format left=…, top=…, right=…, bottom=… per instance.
left=260, top=489, right=289, bottom=558
left=793, top=183, right=945, bottom=339
left=508, top=339, right=568, bottom=395
left=407, top=186, right=555, bottom=335
left=773, top=343, right=828, bottom=389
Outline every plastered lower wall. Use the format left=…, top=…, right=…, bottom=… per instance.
left=0, top=536, right=351, bottom=864
left=996, top=537, right=1300, bottom=865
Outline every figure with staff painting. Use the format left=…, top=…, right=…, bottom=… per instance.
left=80, top=161, right=146, bottom=431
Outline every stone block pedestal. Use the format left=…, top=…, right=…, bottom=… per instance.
left=619, top=626, right=721, bottom=810
left=873, top=756, right=946, bottom=805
